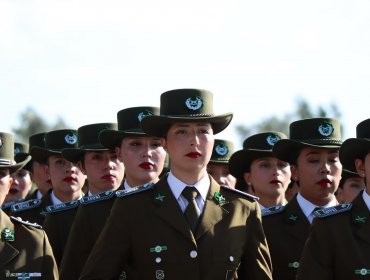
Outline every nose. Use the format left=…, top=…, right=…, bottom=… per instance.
left=190, top=132, right=200, bottom=147
left=320, top=162, right=331, bottom=174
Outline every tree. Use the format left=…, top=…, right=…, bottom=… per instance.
left=12, top=107, right=69, bottom=143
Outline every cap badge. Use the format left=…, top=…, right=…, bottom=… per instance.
left=214, top=192, right=226, bottom=205
left=14, top=147, right=21, bottom=154
left=185, top=96, right=203, bottom=111
left=65, top=133, right=78, bottom=145
left=1, top=227, right=14, bottom=241
left=318, top=122, right=334, bottom=137
left=138, top=110, right=154, bottom=122
left=215, top=143, right=228, bottom=156
left=266, top=134, right=281, bottom=146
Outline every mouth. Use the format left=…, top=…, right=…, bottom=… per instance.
left=185, top=152, right=202, bottom=158
left=102, top=174, right=116, bottom=180
left=8, top=189, right=19, bottom=195
left=139, top=162, right=154, bottom=170
left=269, top=180, right=281, bottom=185
left=63, top=177, right=77, bottom=183
left=317, top=179, right=332, bottom=187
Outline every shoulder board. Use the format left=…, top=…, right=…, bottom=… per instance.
left=1, top=199, right=25, bottom=210
left=220, top=185, right=259, bottom=201
left=262, top=205, right=286, bottom=217
left=116, top=183, right=154, bottom=198
left=45, top=200, right=80, bottom=213
left=11, top=199, right=42, bottom=213
left=314, top=203, right=352, bottom=218
left=10, top=216, right=42, bottom=229
left=81, top=190, right=115, bottom=205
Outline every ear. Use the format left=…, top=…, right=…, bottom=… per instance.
left=77, top=161, right=86, bottom=175
left=243, top=172, right=251, bottom=185
left=161, top=138, right=168, bottom=152
left=355, top=159, right=365, bottom=178
left=8, top=176, right=13, bottom=190
left=115, top=146, right=123, bottom=161
left=290, top=165, right=299, bottom=181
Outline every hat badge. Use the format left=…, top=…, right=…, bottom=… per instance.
left=64, top=133, right=78, bottom=145
left=14, top=147, right=21, bottom=154
left=215, top=143, right=228, bottom=156
left=137, top=110, right=154, bottom=122
left=266, top=134, right=281, bottom=146
left=318, top=122, right=334, bottom=137
left=185, top=96, right=203, bottom=111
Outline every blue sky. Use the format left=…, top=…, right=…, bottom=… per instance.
left=1, top=0, right=370, bottom=148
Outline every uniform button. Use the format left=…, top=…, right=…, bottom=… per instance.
left=190, top=250, right=198, bottom=258
left=229, top=256, right=234, bottom=262
left=155, top=257, right=161, bottom=263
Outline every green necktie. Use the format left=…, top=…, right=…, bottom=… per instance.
left=182, top=186, right=201, bottom=232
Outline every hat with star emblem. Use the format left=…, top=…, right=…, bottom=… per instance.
left=273, top=118, right=342, bottom=164
left=229, top=131, right=287, bottom=179
left=209, top=139, right=235, bottom=164
left=31, top=129, right=78, bottom=163
left=99, top=107, right=160, bottom=150
left=62, top=123, right=117, bottom=163
left=0, top=132, right=31, bottom=174
left=339, top=118, right=370, bottom=172
left=140, top=89, right=233, bottom=137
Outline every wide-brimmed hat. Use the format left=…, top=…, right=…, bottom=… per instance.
left=99, top=107, right=160, bottom=150
left=31, top=129, right=78, bottom=163
left=273, top=118, right=342, bottom=164
left=209, top=139, right=235, bottom=164
left=141, top=89, right=233, bottom=137
left=0, top=132, right=31, bottom=174
left=62, top=123, right=117, bottom=163
left=339, top=118, right=370, bottom=172
left=229, top=131, right=287, bottom=179
left=14, top=142, right=32, bottom=171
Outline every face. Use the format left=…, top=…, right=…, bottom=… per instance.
left=355, top=152, right=370, bottom=195
left=47, top=154, right=86, bottom=197
left=207, top=162, right=236, bottom=188
left=116, top=136, right=166, bottom=187
left=292, top=147, right=342, bottom=205
left=4, top=169, right=32, bottom=203
left=30, top=161, right=52, bottom=195
left=336, top=177, right=365, bottom=203
left=78, top=150, right=125, bottom=195
left=244, top=157, right=291, bottom=200
left=163, top=122, right=214, bottom=178
left=0, top=169, right=12, bottom=205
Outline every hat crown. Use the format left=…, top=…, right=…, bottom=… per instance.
left=29, top=132, right=47, bottom=149
left=0, top=132, right=15, bottom=162
left=211, top=139, right=234, bottom=162
left=44, top=129, right=78, bottom=151
left=14, top=142, right=29, bottom=155
left=243, top=132, right=287, bottom=151
left=289, top=118, right=342, bottom=144
left=356, top=119, right=370, bottom=138
left=160, top=89, right=214, bottom=117
left=78, top=123, right=117, bottom=149
left=117, top=106, right=159, bottom=132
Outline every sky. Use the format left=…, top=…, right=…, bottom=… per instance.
left=1, top=0, right=370, bottom=149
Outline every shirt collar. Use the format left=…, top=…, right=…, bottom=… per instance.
left=297, top=192, right=337, bottom=218
left=362, top=190, right=370, bottom=211
left=123, top=181, right=136, bottom=191
left=167, top=171, right=210, bottom=201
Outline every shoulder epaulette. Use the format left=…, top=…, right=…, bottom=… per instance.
left=262, top=205, right=286, bottom=217
left=116, top=183, right=154, bottom=198
left=10, top=216, right=42, bottom=229
left=45, top=200, right=80, bottom=213
left=220, top=185, right=259, bottom=201
left=1, top=199, right=25, bottom=210
left=314, top=203, right=352, bottom=218
left=81, top=190, right=115, bottom=205
left=11, top=199, right=42, bottom=213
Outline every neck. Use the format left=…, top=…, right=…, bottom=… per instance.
left=54, top=190, right=82, bottom=202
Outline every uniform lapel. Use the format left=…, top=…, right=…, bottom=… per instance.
left=283, top=196, right=310, bottom=243
left=195, top=177, right=228, bottom=240
left=352, top=194, right=370, bottom=245
left=0, top=210, right=19, bottom=265
left=154, top=178, right=196, bottom=244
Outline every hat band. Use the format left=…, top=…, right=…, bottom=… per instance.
left=297, top=139, right=342, bottom=146
left=0, top=159, right=14, bottom=165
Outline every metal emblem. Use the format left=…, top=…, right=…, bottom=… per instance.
left=185, top=96, right=203, bottom=110
left=266, top=134, right=281, bottom=146
left=215, top=143, right=228, bottom=156
left=64, top=133, right=77, bottom=145
left=155, top=270, right=165, bottom=280
left=138, top=110, right=154, bottom=122
left=318, top=122, right=334, bottom=137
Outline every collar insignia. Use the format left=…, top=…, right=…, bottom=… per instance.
left=214, top=192, right=226, bottom=205
left=1, top=227, right=14, bottom=241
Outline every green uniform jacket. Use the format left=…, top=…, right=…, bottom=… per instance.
left=262, top=195, right=310, bottom=280
left=59, top=192, right=117, bottom=280
left=43, top=201, right=80, bottom=267
left=79, top=176, right=272, bottom=280
left=297, top=192, right=370, bottom=280
left=10, top=189, right=53, bottom=226
left=0, top=209, right=58, bottom=279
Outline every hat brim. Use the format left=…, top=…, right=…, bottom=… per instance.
left=14, top=153, right=32, bottom=171
left=228, top=149, right=273, bottom=179
left=340, top=138, right=370, bottom=172
left=140, top=113, right=233, bottom=137
left=30, top=147, right=61, bottom=164
left=99, top=129, right=148, bottom=150
left=273, top=139, right=342, bottom=164
left=62, top=146, right=109, bottom=163
left=0, top=155, right=31, bottom=174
